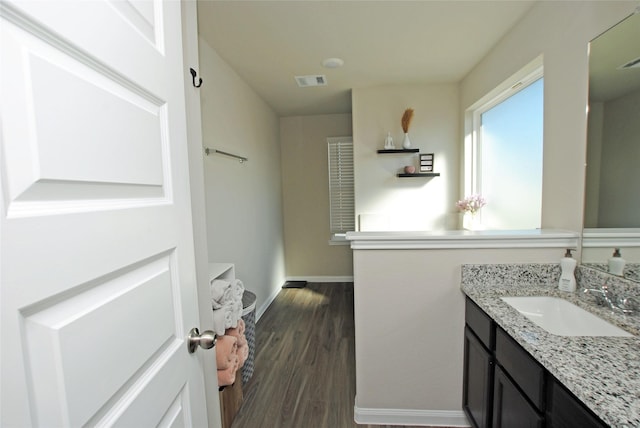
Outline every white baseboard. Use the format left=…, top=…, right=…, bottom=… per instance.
left=354, top=404, right=470, bottom=427
left=285, top=275, right=354, bottom=283
left=255, top=286, right=279, bottom=322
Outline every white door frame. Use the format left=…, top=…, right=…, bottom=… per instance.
left=181, top=1, right=223, bottom=426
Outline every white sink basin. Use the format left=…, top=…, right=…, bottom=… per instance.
left=501, top=296, right=633, bottom=337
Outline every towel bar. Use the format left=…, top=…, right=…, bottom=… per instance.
left=204, top=147, right=248, bottom=163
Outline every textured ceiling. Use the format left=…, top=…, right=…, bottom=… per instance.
left=197, top=1, right=537, bottom=117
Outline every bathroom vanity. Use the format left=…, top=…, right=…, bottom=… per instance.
left=461, top=264, right=640, bottom=427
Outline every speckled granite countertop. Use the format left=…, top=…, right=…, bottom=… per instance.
left=461, top=264, right=640, bottom=428
left=583, top=262, right=640, bottom=283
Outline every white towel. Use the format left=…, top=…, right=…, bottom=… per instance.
left=212, top=308, right=226, bottom=336
left=211, top=279, right=231, bottom=309
left=233, top=279, right=245, bottom=301
left=233, top=299, right=242, bottom=325
left=216, top=300, right=241, bottom=330
left=220, top=284, right=235, bottom=305
left=225, top=302, right=242, bottom=328
left=211, top=278, right=246, bottom=329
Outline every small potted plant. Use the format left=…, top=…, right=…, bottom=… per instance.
left=456, top=194, right=487, bottom=230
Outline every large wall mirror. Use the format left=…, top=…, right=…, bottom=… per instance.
left=583, top=11, right=640, bottom=282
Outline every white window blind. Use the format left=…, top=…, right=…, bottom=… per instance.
left=327, top=137, right=354, bottom=234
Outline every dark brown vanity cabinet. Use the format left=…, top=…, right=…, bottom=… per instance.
left=546, top=378, right=607, bottom=428
left=463, top=297, right=608, bottom=428
left=493, top=327, right=544, bottom=428
left=463, top=299, right=495, bottom=428
left=463, top=327, right=494, bottom=428
left=493, top=365, right=543, bottom=428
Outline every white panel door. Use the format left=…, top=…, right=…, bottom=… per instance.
left=0, top=1, right=210, bottom=426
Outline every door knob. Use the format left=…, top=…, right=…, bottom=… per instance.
left=187, top=327, right=217, bottom=354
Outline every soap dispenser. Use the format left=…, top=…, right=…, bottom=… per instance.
left=608, top=248, right=626, bottom=276
left=558, top=249, right=577, bottom=292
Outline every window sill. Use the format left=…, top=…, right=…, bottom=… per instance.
left=345, top=229, right=579, bottom=250
left=329, top=234, right=351, bottom=246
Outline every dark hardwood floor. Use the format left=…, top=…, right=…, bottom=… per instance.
left=230, top=282, right=418, bottom=428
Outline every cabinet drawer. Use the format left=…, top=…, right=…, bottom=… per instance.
left=466, top=297, right=495, bottom=350
left=495, top=327, right=545, bottom=410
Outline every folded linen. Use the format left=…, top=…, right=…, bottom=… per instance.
left=220, top=285, right=236, bottom=307
left=217, top=356, right=239, bottom=387
left=233, top=279, right=245, bottom=301
left=223, top=323, right=248, bottom=368
left=215, top=335, right=238, bottom=370
left=237, top=334, right=247, bottom=348
left=236, top=318, right=245, bottom=336
left=233, top=299, right=242, bottom=325
left=225, top=326, right=247, bottom=348
left=214, top=303, right=236, bottom=330
left=210, top=279, right=231, bottom=309
left=212, top=308, right=226, bottom=336
left=212, top=278, right=246, bottom=309
left=236, top=342, right=249, bottom=368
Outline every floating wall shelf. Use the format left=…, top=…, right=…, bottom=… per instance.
left=376, top=148, right=439, bottom=178
left=377, top=149, right=419, bottom=154
left=397, top=173, right=441, bottom=178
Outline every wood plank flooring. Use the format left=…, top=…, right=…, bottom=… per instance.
left=230, top=282, right=418, bottom=428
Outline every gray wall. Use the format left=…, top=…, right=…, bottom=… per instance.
left=597, top=88, right=640, bottom=227
left=280, top=114, right=354, bottom=279
left=199, top=37, right=286, bottom=317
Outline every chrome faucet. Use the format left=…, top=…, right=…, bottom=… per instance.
left=616, top=296, right=639, bottom=315
left=583, top=283, right=614, bottom=306
left=583, top=282, right=638, bottom=315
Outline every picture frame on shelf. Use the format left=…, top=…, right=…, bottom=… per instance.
left=420, top=153, right=434, bottom=172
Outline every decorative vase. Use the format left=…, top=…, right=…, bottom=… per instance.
left=464, top=212, right=483, bottom=231
left=404, top=165, right=415, bottom=174
left=402, top=133, right=411, bottom=149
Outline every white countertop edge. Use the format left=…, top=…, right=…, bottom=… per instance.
left=582, top=228, right=640, bottom=247
left=346, top=229, right=580, bottom=250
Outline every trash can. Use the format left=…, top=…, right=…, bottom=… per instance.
left=241, top=290, right=256, bottom=385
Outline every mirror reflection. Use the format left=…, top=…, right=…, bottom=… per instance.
left=583, top=12, right=640, bottom=281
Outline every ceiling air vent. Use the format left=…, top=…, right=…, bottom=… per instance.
left=619, top=56, right=640, bottom=69
left=295, top=75, right=327, bottom=87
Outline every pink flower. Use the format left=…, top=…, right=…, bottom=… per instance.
left=456, top=194, right=487, bottom=215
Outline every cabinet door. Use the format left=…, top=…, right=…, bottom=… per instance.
left=493, top=366, right=543, bottom=428
left=463, top=327, right=494, bottom=428
left=547, top=378, right=607, bottom=428
left=495, top=328, right=545, bottom=410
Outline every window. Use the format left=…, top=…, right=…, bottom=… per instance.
left=465, top=62, right=543, bottom=230
left=327, top=137, right=354, bottom=241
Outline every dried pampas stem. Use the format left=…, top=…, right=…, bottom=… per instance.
left=401, top=108, right=414, bottom=133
